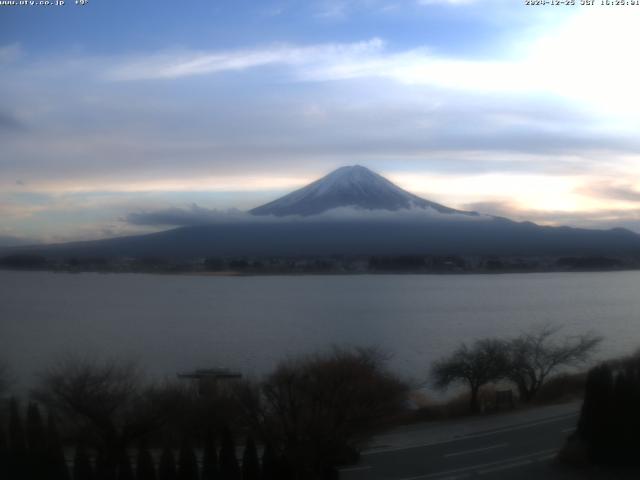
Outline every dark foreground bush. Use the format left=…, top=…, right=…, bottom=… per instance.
left=237, top=347, right=409, bottom=478
left=576, top=355, right=640, bottom=466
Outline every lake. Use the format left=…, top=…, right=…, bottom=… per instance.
left=1, top=270, right=639, bottom=391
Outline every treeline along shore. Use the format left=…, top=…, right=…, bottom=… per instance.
left=1, top=253, right=639, bottom=275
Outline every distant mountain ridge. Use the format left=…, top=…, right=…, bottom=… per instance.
left=250, top=165, right=473, bottom=217
left=3, top=165, right=640, bottom=260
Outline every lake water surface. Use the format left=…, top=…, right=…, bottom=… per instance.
left=2, top=270, right=640, bottom=390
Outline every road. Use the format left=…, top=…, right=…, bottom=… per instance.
left=340, top=404, right=591, bottom=480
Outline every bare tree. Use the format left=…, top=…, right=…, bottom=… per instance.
left=33, top=355, right=169, bottom=471
left=431, top=339, right=509, bottom=414
left=506, top=325, right=602, bottom=402
left=237, top=347, right=408, bottom=478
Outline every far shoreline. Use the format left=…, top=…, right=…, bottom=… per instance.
left=2, top=265, right=640, bottom=277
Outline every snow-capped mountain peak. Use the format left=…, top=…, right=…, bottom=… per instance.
left=250, top=165, right=469, bottom=217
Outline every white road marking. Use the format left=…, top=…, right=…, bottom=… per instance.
left=339, top=465, right=372, bottom=473
left=477, top=459, right=531, bottom=474
left=478, top=453, right=555, bottom=475
left=364, top=413, right=577, bottom=456
left=396, top=449, right=557, bottom=480
left=444, top=443, right=508, bottom=458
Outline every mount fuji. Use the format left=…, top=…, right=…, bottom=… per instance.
left=4, top=166, right=640, bottom=260
left=250, top=165, right=470, bottom=217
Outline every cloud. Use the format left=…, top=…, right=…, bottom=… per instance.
left=0, top=43, right=21, bottom=63
left=0, top=111, right=24, bottom=132
left=580, top=183, right=640, bottom=204
left=0, top=235, right=34, bottom=248
left=108, top=39, right=525, bottom=90
left=462, top=200, right=640, bottom=233
left=314, top=0, right=349, bottom=19
left=106, top=38, right=385, bottom=81
left=125, top=204, right=246, bottom=226
left=295, top=15, right=640, bottom=121
left=4, top=70, right=631, bottom=198
left=460, top=201, right=516, bottom=219
left=100, top=9, right=640, bottom=122
left=124, top=203, right=489, bottom=227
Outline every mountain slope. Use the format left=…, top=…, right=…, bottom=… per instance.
left=250, top=165, right=471, bottom=216
left=4, top=165, right=640, bottom=260
left=6, top=217, right=640, bottom=259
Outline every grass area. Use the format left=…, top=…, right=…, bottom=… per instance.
left=392, top=372, right=586, bottom=426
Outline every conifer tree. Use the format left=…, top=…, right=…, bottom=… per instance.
left=576, top=360, right=640, bottom=466
left=74, top=445, right=95, bottom=480
left=578, top=364, right=613, bottom=463
left=9, top=398, right=26, bottom=451
left=46, top=411, right=70, bottom=480
left=201, top=431, right=218, bottom=480
left=27, top=402, right=47, bottom=478
left=135, top=441, right=156, bottom=480
left=178, top=439, right=198, bottom=480
left=218, top=427, right=240, bottom=480
left=0, top=428, right=9, bottom=480
left=117, top=452, right=135, bottom=480
left=96, top=449, right=117, bottom=480
left=611, top=370, right=634, bottom=464
left=8, top=398, right=27, bottom=480
left=260, top=444, right=277, bottom=480
left=158, top=447, right=178, bottom=480
left=27, top=402, right=46, bottom=451
left=241, top=437, right=260, bottom=480
left=276, top=454, right=294, bottom=480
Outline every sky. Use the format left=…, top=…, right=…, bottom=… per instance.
left=1, top=0, right=640, bottom=244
